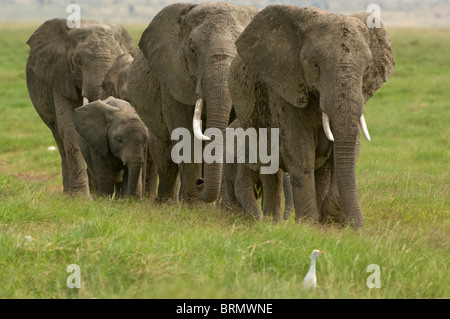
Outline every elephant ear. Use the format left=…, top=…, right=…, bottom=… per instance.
left=139, top=3, right=197, bottom=105
left=112, top=24, right=135, bottom=53
left=74, top=100, right=119, bottom=157
left=26, top=18, right=79, bottom=100
left=229, top=55, right=266, bottom=129
left=235, top=5, right=309, bottom=108
left=352, top=13, right=395, bottom=102
left=100, top=52, right=133, bottom=100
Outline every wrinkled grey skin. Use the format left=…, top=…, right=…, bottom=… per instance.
left=128, top=3, right=259, bottom=203
left=99, top=50, right=158, bottom=199
left=74, top=98, right=149, bottom=198
left=221, top=120, right=294, bottom=221
left=26, top=18, right=135, bottom=197
left=99, top=49, right=139, bottom=102
left=230, top=6, right=394, bottom=229
left=282, top=172, right=294, bottom=220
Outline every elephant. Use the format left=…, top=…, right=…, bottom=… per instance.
left=229, top=6, right=395, bottom=229
left=220, top=120, right=294, bottom=221
left=128, top=3, right=259, bottom=203
left=74, top=97, right=149, bottom=198
left=26, top=18, right=135, bottom=197
left=99, top=48, right=140, bottom=102
left=98, top=49, right=158, bottom=198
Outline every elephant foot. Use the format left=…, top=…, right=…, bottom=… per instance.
left=247, top=209, right=263, bottom=222
left=66, top=187, right=91, bottom=200
left=293, top=201, right=319, bottom=224
left=180, top=191, right=205, bottom=205
left=283, top=210, right=293, bottom=220
left=320, top=195, right=346, bottom=226
left=263, top=205, right=282, bottom=222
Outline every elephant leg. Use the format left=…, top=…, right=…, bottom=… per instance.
left=136, top=169, right=144, bottom=199
left=179, top=162, right=202, bottom=203
left=220, top=163, right=239, bottom=210
left=51, top=129, right=70, bottom=193
left=173, top=174, right=181, bottom=202
left=161, top=87, right=201, bottom=203
left=315, top=156, right=332, bottom=221
left=153, top=138, right=179, bottom=203
left=221, top=180, right=238, bottom=210
left=277, top=98, right=319, bottom=223
left=113, top=169, right=124, bottom=198
left=290, top=170, right=318, bottom=223
left=96, top=172, right=116, bottom=197
left=320, top=160, right=346, bottom=225
left=91, top=152, right=118, bottom=198
left=27, top=70, right=71, bottom=193
left=88, top=168, right=99, bottom=195
left=260, top=170, right=283, bottom=222
left=282, top=172, right=294, bottom=220
left=235, top=164, right=262, bottom=221
left=282, top=136, right=318, bottom=223
left=145, top=137, right=158, bottom=199
left=53, top=90, right=90, bottom=197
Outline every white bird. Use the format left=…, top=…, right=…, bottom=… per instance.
left=303, top=249, right=325, bottom=290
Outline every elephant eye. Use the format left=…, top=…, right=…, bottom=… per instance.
left=187, top=38, right=197, bottom=58
left=188, top=46, right=196, bottom=57
left=72, top=55, right=83, bottom=68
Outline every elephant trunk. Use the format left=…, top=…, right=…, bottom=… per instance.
left=333, top=134, right=363, bottom=229
left=322, top=69, right=365, bottom=229
left=82, top=63, right=110, bottom=103
left=196, top=55, right=234, bottom=202
left=126, top=162, right=142, bottom=198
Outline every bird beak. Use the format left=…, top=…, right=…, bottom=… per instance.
left=318, top=251, right=325, bottom=254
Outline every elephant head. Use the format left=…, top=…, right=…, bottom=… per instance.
left=99, top=48, right=140, bottom=102
left=26, top=18, right=135, bottom=104
left=74, top=98, right=149, bottom=198
left=235, top=6, right=395, bottom=228
left=138, top=3, right=259, bottom=202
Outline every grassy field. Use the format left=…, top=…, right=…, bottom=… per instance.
left=0, top=23, right=448, bottom=299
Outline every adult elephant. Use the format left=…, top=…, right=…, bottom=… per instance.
left=128, top=3, right=259, bottom=203
left=229, top=6, right=395, bottom=229
left=26, top=18, right=135, bottom=197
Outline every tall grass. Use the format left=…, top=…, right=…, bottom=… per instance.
left=0, top=24, right=448, bottom=298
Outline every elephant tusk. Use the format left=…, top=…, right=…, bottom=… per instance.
left=193, top=97, right=211, bottom=141
left=83, top=97, right=89, bottom=106
left=322, top=112, right=334, bottom=142
left=359, top=114, right=371, bottom=141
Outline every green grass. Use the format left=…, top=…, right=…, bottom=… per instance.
left=0, top=24, right=449, bottom=299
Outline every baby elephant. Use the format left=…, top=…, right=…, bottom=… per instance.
left=74, top=97, right=149, bottom=198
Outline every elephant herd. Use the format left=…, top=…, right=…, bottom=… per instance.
left=25, top=3, right=394, bottom=230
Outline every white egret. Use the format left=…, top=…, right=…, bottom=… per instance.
left=303, top=249, right=325, bottom=290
